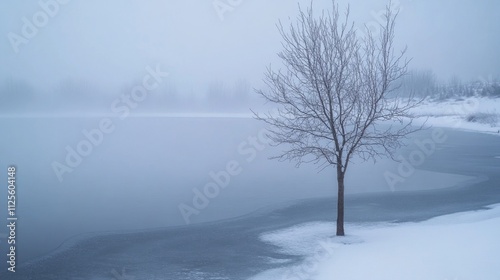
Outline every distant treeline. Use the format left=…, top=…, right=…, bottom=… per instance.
left=393, top=69, right=500, bottom=99
left=3, top=72, right=500, bottom=114
left=0, top=78, right=262, bottom=114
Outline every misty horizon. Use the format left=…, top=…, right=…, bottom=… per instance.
left=1, top=0, right=500, bottom=116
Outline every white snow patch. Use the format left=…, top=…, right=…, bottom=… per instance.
left=259, top=222, right=337, bottom=256
left=251, top=204, right=500, bottom=280
left=410, top=97, right=500, bottom=135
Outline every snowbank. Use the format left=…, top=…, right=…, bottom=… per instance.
left=251, top=204, right=500, bottom=280
left=411, top=97, right=500, bottom=135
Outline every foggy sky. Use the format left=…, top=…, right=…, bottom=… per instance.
left=1, top=0, right=499, bottom=97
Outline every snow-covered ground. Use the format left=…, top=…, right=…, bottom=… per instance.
left=411, top=97, right=500, bottom=135
left=251, top=204, right=500, bottom=280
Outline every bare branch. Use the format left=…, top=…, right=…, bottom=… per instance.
left=255, top=0, right=421, bottom=175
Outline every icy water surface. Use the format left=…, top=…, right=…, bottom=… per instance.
left=0, top=117, right=499, bottom=279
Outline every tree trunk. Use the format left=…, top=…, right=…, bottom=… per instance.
left=336, top=165, right=345, bottom=236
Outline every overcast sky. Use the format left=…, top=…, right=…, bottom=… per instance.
left=1, top=0, right=499, bottom=95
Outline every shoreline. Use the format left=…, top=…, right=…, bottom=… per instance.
left=251, top=203, right=500, bottom=280
left=17, top=168, right=499, bottom=275
left=6, top=125, right=500, bottom=279
left=18, top=152, right=498, bottom=271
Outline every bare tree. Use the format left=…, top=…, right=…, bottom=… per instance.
left=254, top=1, right=421, bottom=236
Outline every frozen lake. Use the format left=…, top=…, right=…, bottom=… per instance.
left=1, top=117, right=499, bottom=279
